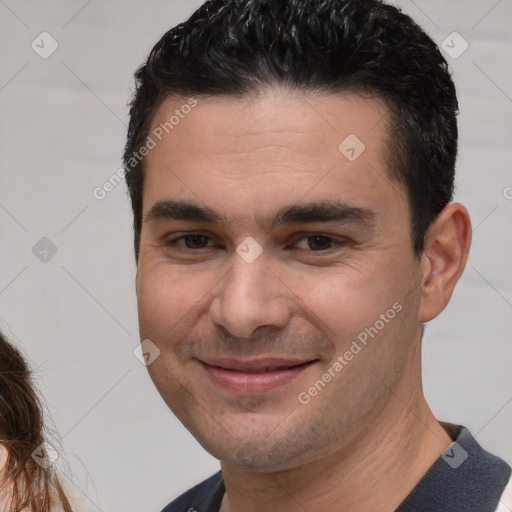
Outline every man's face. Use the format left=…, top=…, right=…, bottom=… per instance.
left=136, top=89, right=425, bottom=471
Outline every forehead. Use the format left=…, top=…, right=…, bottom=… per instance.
left=142, top=88, right=407, bottom=226
left=149, top=88, right=389, bottom=157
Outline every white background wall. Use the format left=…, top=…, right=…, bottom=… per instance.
left=0, top=1, right=511, bottom=510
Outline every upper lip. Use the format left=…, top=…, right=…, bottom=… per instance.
left=198, top=357, right=316, bottom=373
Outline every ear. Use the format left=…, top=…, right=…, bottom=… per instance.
left=418, top=202, right=472, bottom=322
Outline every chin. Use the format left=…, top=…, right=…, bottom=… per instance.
left=194, top=424, right=325, bottom=473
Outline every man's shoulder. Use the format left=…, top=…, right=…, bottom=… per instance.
left=160, top=470, right=224, bottom=512
left=397, top=423, right=512, bottom=512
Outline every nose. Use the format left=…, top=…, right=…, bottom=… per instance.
left=209, top=251, right=291, bottom=339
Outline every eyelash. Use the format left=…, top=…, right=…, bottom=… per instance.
left=165, top=233, right=348, bottom=253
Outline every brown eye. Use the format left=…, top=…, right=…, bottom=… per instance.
left=292, top=234, right=349, bottom=254
left=182, top=234, right=210, bottom=248
left=306, top=235, right=334, bottom=251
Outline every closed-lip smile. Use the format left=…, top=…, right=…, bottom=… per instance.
left=197, top=357, right=317, bottom=394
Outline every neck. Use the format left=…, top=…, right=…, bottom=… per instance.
left=219, top=347, right=452, bottom=512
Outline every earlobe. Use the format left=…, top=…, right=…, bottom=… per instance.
left=418, top=203, right=472, bottom=323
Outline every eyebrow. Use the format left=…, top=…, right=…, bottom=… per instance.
left=145, top=199, right=376, bottom=229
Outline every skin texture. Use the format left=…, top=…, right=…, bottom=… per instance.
left=135, top=88, right=472, bottom=511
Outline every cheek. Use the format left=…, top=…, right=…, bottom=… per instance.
left=300, top=267, right=395, bottom=342
left=136, top=261, right=240, bottom=364
left=136, top=264, right=204, bottom=339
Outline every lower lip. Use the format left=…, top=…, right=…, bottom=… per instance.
left=199, top=361, right=314, bottom=394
